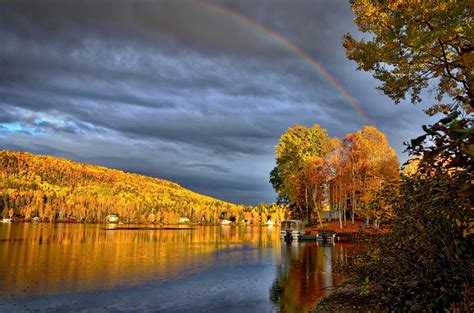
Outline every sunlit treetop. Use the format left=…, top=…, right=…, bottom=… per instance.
left=343, top=0, right=474, bottom=114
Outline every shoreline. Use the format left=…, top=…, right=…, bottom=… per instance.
left=304, top=220, right=390, bottom=242
left=1, top=218, right=270, bottom=225
left=309, top=221, right=387, bottom=311
left=312, top=281, right=375, bottom=312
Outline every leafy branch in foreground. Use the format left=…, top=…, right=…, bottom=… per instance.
left=344, top=0, right=473, bottom=111
left=343, top=0, right=473, bottom=167
left=340, top=0, right=473, bottom=310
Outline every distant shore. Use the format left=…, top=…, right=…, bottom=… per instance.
left=0, top=219, right=276, bottom=227
left=2, top=219, right=390, bottom=243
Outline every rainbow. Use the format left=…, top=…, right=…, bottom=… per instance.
left=192, top=0, right=369, bottom=121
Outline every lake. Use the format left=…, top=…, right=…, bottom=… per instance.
left=0, top=223, right=361, bottom=312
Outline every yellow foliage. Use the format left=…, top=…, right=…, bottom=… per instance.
left=0, top=150, right=289, bottom=224
left=0, top=150, right=236, bottom=223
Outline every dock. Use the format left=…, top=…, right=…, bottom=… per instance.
left=301, top=230, right=337, bottom=245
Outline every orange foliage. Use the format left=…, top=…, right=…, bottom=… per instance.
left=273, top=125, right=399, bottom=227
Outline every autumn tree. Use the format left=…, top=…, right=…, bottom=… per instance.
left=272, top=124, right=333, bottom=222
left=343, top=0, right=473, bottom=168
left=326, top=138, right=351, bottom=228
left=269, top=167, right=288, bottom=204
left=341, top=1, right=473, bottom=309
left=271, top=124, right=398, bottom=227
left=303, top=156, right=333, bottom=226
left=341, top=126, right=399, bottom=225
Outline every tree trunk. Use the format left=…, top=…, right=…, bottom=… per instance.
left=315, top=202, right=323, bottom=227
left=297, top=205, right=304, bottom=223
left=312, top=188, right=323, bottom=227
left=339, top=209, right=343, bottom=229
left=343, top=194, right=347, bottom=227
left=338, top=189, right=343, bottom=229
left=305, top=187, right=308, bottom=215
left=352, top=190, right=356, bottom=225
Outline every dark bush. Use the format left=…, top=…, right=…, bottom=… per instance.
left=350, top=167, right=473, bottom=311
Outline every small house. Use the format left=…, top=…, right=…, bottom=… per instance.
left=179, top=217, right=190, bottom=224
left=107, top=214, right=119, bottom=223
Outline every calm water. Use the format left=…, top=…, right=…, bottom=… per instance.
left=0, top=223, right=361, bottom=312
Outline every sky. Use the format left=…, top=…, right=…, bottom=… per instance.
left=0, top=0, right=436, bottom=205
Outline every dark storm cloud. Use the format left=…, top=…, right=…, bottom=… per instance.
left=182, top=162, right=231, bottom=174
left=0, top=0, right=434, bottom=204
left=0, top=105, right=18, bottom=123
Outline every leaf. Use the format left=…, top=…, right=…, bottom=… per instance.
left=439, top=111, right=459, bottom=124
left=422, top=125, right=440, bottom=136
left=411, top=134, right=427, bottom=147
left=451, top=129, right=470, bottom=140
left=460, top=144, right=474, bottom=157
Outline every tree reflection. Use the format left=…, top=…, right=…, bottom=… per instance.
left=270, top=243, right=352, bottom=312
left=0, top=223, right=281, bottom=297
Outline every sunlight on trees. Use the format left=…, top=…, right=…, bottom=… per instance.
left=271, top=124, right=399, bottom=228
left=0, top=150, right=288, bottom=225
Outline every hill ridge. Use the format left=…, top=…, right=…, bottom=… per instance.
left=0, top=150, right=250, bottom=223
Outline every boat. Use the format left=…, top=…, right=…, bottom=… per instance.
left=220, top=219, right=231, bottom=225
left=280, top=220, right=305, bottom=242
left=1, top=218, right=12, bottom=223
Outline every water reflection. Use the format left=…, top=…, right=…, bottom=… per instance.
left=270, top=243, right=357, bottom=312
left=0, top=223, right=359, bottom=312
left=0, top=223, right=281, bottom=297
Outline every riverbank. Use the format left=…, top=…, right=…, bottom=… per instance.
left=309, top=221, right=387, bottom=311
left=312, top=281, right=375, bottom=312
left=304, top=220, right=390, bottom=242
left=0, top=219, right=275, bottom=227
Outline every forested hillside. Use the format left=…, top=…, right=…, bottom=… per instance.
left=0, top=150, right=285, bottom=224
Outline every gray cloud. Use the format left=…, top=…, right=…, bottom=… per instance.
left=0, top=0, right=434, bottom=204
